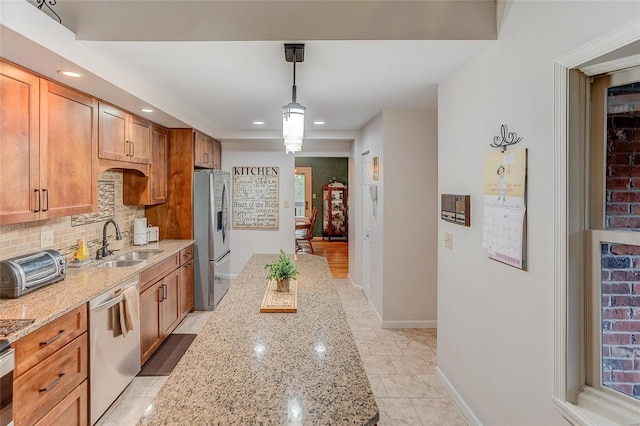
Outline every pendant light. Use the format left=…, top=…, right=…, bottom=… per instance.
left=282, top=44, right=306, bottom=154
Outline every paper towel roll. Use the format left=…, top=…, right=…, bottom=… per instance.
left=134, top=218, right=147, bottom=245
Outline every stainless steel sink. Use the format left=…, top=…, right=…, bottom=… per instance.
left=116, top=250, right=163, bottom=261
left=101, top=260, right=143, bottom=268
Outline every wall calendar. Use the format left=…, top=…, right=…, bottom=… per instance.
left=482, top=148, right=527, bottom=269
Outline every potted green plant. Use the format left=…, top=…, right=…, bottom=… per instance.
left=264, top=250, right=299, bottom=292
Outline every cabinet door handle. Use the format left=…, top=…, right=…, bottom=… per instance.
left=40, top=329, right=65, bottom=346
left=33, top=189, right=40, bottom=212
left=42, top=189, right=49, bottom=212
left=131, top=141, right=135, bottom=157
left=126, top=141, right=130, bottom=157
left=204, top=152, right=209, bottom=164
left=163, top=284, right=167, bottom=301
left=39, top=372, right=66, bottom=392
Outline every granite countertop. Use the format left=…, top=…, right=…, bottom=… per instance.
left=138, top=254, right=379, bottom=426
left=0, top=239, right=194, bottom=342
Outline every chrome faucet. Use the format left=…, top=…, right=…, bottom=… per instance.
left=96, top=219, right=123, bottom=259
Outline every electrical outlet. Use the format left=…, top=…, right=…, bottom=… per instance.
left=312, top=193, right=316, bottom=199
left=41, top=230, right=54, bottom=248
left=444, top=232, right=453, bottom=249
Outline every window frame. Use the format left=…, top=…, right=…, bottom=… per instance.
left=554, top=21, right=640, bottom=425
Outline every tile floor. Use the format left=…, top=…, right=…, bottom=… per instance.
left=96, top=281, right=468, bottom=425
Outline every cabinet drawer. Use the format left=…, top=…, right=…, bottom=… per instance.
left=14, top=333, right=88, bottom=425
left=140, top=253, right=179, bottom=291
left=31, top=380, right=87, bottom=426
left=180, top=245, right=194, bottom=265
left=13, top=305, right=87, bottom=377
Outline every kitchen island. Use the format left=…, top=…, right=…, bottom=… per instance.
left=138, top=254, right=379, bottom=425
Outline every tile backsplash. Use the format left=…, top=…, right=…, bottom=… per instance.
left=0, top=170, right=145, bottom=262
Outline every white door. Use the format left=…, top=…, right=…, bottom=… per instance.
left=361, top=153, right=373, bottom=299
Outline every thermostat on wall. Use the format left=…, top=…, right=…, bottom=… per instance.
left=441, top=194, right=470, bottom=227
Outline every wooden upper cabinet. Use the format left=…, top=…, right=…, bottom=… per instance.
left=150, top=125, right=168, bottom=203
left=130, top=115, right=152, bottom=164
left=39, top=80, right=98, bottom=219
left=123, top=124, right=168, bottom=205
left=194, top=131, right=212, bottom=168
left=213, top=138, right=222, bottom=170
left=0, top=61, right=97, bottom=225
left=194, top=131, right=220, bottom=169
left=0, top=60, right=40, bottom=224
left=98, top=103, right=151, bottom=165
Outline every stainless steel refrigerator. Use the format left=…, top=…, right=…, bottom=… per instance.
left=193, top=170, right=231, bottom=310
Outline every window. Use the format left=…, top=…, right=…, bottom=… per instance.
left=555, top=47, right=640, bottom=423
left=588, top=71, right=640, bottom=403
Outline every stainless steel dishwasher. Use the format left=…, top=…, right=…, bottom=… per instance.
left=89, top=275, right=141, bottom=425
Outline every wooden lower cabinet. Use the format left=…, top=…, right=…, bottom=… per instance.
left=139, top=246, right=194, bottom=364
left=160, top=269, right=181, bottom=336
left=13, top=306, right=88, bottom=426
left=140, top=269, right=180, bottom=365
left=179, top=245, right=195, bottom=318
left=179, top=258, right=195, bottom=318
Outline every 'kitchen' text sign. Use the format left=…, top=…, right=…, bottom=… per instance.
left=232, top=166, right=279, bottom=229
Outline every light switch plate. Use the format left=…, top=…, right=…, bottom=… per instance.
left=444, top=232, right=453, bottom=249
left=284, top=200, right=290, bottom=208
left=41, top=230, right=54, bottom=248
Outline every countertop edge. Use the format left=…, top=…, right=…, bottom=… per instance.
left=0, top=239, right=194, bottom=343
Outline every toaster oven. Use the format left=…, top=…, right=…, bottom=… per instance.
left=0, top=250, right=66, bottom=299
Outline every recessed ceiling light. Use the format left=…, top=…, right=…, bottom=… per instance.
left=141, top=108, right=154, bottom=113
left=57, top=70, right=84, bottom=78
left=313, top=121, right=325, bottom=125
left=253, top=121, right=265, bottom=125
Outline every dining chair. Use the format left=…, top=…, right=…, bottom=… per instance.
left=295, top=206, right=317, bottom=254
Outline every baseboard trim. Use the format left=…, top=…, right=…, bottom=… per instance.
left=381, top=320, right=437, bottom=329
left=347, top=274, right=360, bottom=289
left=436, top=367, right=482, bottom=426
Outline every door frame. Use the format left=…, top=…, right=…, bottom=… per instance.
left=294, top=166, right=312, bottom=218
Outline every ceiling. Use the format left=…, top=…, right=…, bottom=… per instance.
left=1, top=0, right=496, bottom=145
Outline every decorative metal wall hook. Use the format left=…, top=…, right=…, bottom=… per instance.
left=36, top=0, right=62, bottom=24
left=490, top=124, right=522, bottom=153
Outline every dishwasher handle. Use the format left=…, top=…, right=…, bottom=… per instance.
left=91, top=294, right=123, bottom=312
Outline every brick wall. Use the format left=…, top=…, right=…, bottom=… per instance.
left=601, top=82, right=640, bottom=399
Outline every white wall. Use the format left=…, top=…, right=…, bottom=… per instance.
left=437, top=1, right=640, bottom=424
left=383, top=109, right=438, bottom=326
left=353, top=110, right=438, bottom=326
left=222, top=142, right=296, bottom=275
left=356, top=114, right=385, bottom=316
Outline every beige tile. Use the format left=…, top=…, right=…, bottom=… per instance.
left=350, top=327, right=380, bottom=341
left=366, top=340, right=403, bottom=356
left=97, top=396, right=154, bottom=426
left=361, top=355, right=398, bottom=375
left=411, top=398, right=469, bottom=426
left=367, top=374, right=389, bottom=397
left=395, top=339, right=436, bottom=356
left=376, top=397, right=422, bottom=425
left=390, top=355, right=434, bottom=375
left=381, top=374, right=447, bottom=399
left=374, top=328, right=410, bottom=341
left=121, top=377, right=158, bottom=398
left=355, top=340, right=371, bottom=356
left=173, top=310, right=214, bottom=334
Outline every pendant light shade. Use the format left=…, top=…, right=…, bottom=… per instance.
left=282, top=44, right=306, bottom=154
left=282, top=102, right=306, bottom=141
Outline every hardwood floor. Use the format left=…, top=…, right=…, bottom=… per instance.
left=298, top=238, right=348, bottom=278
